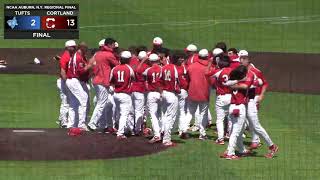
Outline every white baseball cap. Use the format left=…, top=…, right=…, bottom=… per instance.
left=212, top=48, right=224, bottom=56
left=65, top=40, right=76, bottom=47
left=153, top=37, right=163, bottom=45
left=120, top=51, right=132, bottom=59
left=138, top=51, right=147, bottom=60
left=98, top=39, right=105, bottom=47
left=238, top=50, right=249, bottom=57
left=186, top=44, right=197, bottom=52
left=114, top=42, right=119, bottom=48
left=149, top=53, right=159, bottom=61
left=198, top=49, right=209, bottom=58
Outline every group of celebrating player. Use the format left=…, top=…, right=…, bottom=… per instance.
left=56, top=36, right=278, bottom=160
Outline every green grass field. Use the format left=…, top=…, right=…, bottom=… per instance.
left=1, top=0, right=320, bottom=53
left=0, top=74, right=319, bottom=180
left=1, top=0, right=320, bottom=179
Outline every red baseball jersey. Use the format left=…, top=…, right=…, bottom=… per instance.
left=131, top=58, right=150, bottom=93
left=211, top=67, right=233, bottom=95
left=176, top=64, right=189, bottom=90
left=187, top=60, right=211, bottom=102
left=186, top=54, right=199, bottom=66
left=92, top=46, right=119, bottom=87
left=66, top=51, right=87, bottom=80
left=230, top=70, right=255, bottom=105
left=143, top=64, right=162, bottom=92
left=110, top=64, right=135, bottom=94
left=59, top=50, right=71, bottom=71
left=161, top=64, right=180, bottom=93
left=249, top=64, right=268, bottom=95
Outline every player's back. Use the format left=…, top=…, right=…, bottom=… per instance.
left=130, top=58, right=149, bottom=93
left=162, top=64, right=179, bottom=93
left=176, top=64, right=188, bottom=90
left=187, top=60, right=210, bottom=102
left=231, top=70, right=255, bottom=105
left=143, top=64, right=162, bottom=92
left=111, top=64, right=134, bottom=94
left=92, top=48, right=119, bottom=86
left=216, top=67, right=233, bottom=95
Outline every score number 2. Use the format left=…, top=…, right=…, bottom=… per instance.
left=31, top=19, right=36, bottom=26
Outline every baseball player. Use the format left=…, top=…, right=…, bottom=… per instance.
left=185, top=44, right=198, bottom=66
left=140, top=54, right=163, bottom=143
left=187, top=49, right=211, bottom=140
left=239, top=50, right=278, bottom=158
left=161, top=53, right=181, bottom=146
left=175, top=53, right=191, bottom=138
left=56, top=40, right=77, bottom=127
left=65, top=41, right=90, bottom=129
left=130, top=51, right=149, bottom=134
left=86, top=38, right=119, bottom=131
left=110, top=51, right=135, bottom=140
left=151, top=37, right=163, bottom=53
left=185, top=44, right=201, bottom=131
left=220, top=65, right=254, bottom=160
left=228, top=48, right=241, bottom=69
left=206, top=55, right=233, bottom=145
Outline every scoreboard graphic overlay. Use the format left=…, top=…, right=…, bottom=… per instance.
left=4, top=4, right=79, bottom=39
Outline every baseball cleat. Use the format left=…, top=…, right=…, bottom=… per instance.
left=250, top=142, right=262, bottom=150
left=162, top=141, right=177, bottom=147
left=219, top=151, right=228, bottom=158
left=179, top=132, right=189, bottom=139
left=225, top=154, right=240, bottom=160
left=239, top=150, right=253, bottom=157
left=215, top=139, right=225, bottom=145
left=143, top=128, right=152, bottom=137
left=198, top=135, right=208, bottom=140
left=191, top=125, right=199, bottom=132
left=87, top=123, right=97, bottom=131
left=116, top=135, right=127, bottom=140
left=80, top=126, right=90, bottom=132
left=148, top=136, right=161, bottom=144
left=265, top=144, right=279, bottom=159
left=61, top=125, right=67, bottom=129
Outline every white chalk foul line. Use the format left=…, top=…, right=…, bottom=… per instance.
left=79, top=15, right=320, bottom=29
left=13, top=130, right=46, bottom=133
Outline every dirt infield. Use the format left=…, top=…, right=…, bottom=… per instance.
left=0, top=48, right=319, bottom=94
left=0, top=128, right=167, bottom=160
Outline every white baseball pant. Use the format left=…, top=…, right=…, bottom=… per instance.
left=247, top=99, right=273, bottom=146
left=177, top=89, right=190, bottom=133
left=66, top=78, right=89, bottom=128
left=113, top=92, right=133, bottom=136
left=227, top=104, right=248, bottom=155
left=193, top=107, right=211, bottom=127
left=215, top=94, right=231, bottom=140
left=57, top=78, right=69, bottom=126
left=188, top=100, right=209, bottom=137
left=88, top=85, right=109, bottom=128
left=132, top=92, right=146, bottom=133
left=162, top=91, right=179, bottom=143
left=147, top=91, right=162, bottom=137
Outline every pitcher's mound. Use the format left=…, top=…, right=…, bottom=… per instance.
left=0, top=128, right=168, bottom=160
